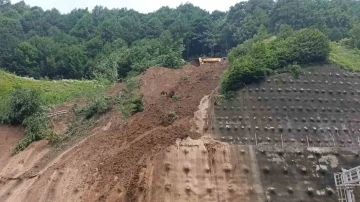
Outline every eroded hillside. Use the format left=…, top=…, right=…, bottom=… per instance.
left=0, top=62, right=228, bottom=202
left=2, top=63, right=360, bottom=202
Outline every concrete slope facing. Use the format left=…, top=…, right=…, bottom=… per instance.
left=211, top=65, right=360, bottom=202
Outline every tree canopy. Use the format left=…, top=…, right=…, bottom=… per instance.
left=1, top=0, right=360, bottom=80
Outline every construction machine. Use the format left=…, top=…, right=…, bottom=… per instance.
left=199, top=57, right=226, bottom=65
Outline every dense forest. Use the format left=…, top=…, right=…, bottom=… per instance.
left=1, top=0, right=360, bottom=81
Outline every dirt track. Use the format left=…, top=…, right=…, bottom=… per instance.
left=0, top=62, right=228, bottom=202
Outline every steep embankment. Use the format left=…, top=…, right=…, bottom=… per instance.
left=0, top=62, right=227, bottom=202
left=0, top=125, right=24, bottom=173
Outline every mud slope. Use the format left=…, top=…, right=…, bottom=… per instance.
left=0, top=125, right=24, bottom=173
left=0, top=62, right=227, bottom=202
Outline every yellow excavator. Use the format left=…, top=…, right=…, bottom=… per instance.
left=199, top=57, right=226, bottom=65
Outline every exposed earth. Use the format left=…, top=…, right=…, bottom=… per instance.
left=0, top=62, right=229, bottom=202
left=2, top=63, right=360, bottom=202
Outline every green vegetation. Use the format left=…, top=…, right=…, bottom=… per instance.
left=117, top=93, right=144, bottom=118
left=160, top=111, right=178, bottom=127
left=172, top=95, right=182, bottom=102
left=116, top=77, right=144, bottom=118
left=6, top=87, right=41, bottom=124
left=1, top=0, right=360, bottom=80
left=286, top=65, right=302, bottom=79
left=2, top=0, right=360, bottom=151
left=80, top=96, right=112, bottom=119
left=330, top=42, right=360, bottom=72
left=348, top=24, right=360, bottom=50
left=48, top=78, right=144, bottom=146
left=222, top=28, right=330, bottom=93
left=0, top=70, right=106, bottom=117
left=0, top=87, right=51, bottom=153
left=14, top=112, right=50, bottom=153
left=0, top=70, right=107, bottom=152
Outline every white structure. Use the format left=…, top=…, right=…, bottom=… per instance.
left=334, top=166, right=360, bottom=202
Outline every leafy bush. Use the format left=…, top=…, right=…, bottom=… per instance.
left=339, top=38, right=351, bottom=47
left=287, top=64, right=302, bottom=79
left=172, top=95, right=182, bottom=102
left=222, top=28, right=330, bottom=93
left=117, top=91, right=144, bottom=118
left=81, top=96, right=111, bottom=119
left=125, top=77, right=140, bottom=91
left=7, top=88, right=41, bottom=124
left=160, top=111, right=178, bottom=126
left=13, top=112, right=51, bottom=153
left=280, top=28, right=330, bottom=64
left=0, top=101, right=10, bottom=124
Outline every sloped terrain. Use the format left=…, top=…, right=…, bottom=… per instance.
left=212, top=65, right=360, bottom=202
left=2, top=63, right=359, bottom=202
left=0, top=62, right=228, bottom=202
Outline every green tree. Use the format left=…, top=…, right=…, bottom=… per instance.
left=0, top=17, right=24, bottom=68
left=57, top=45, right=88, bottom=79
left=349, top=24, right=360, bottom=49
left=222, top=28, right=330, bottom=93
left=12, top=42, right=40, bottom=77
left=284, top=28, right=330, bottom=64
left=7, top=88, right=41, bottom=125
left=70, top=13, right=95, bottom=39
left=277, top=24, right=294, bottom=39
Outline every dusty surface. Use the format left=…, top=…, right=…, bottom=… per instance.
left=0, top=125, right=24, bottom=172
left=0, top=62, right=228, bottom=202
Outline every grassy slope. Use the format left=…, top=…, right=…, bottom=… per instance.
left=0, top=70, right=107, bottom=113
left=330, top=42, right=360, bottom=71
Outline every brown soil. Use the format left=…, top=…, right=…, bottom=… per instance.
left=0, top=62, right=228, bottom=202
left=0, top=125, right=24, bottom=172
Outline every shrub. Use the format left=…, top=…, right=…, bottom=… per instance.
left=117, top=92, right=144, bottom=118
left=287, top=64, right=302, bottom=79
left=81, top=96, right=111, bottom=119
left=14, top=112, right=51, bottom=153
left=123, top=95, right=144, bottom=115
left=7, top=88, right=41, bottom=124
left=172, top=95, right=182, bottom=102
left=222, top=28, right=330, bottom=93
left=0, top=101, right=9, bottom=124
left=339, top=38, right=351, bottom=47
left=284, top=28, right=330, bottom=64
left=125, top=77, right=140, bottom=91
left=160, top=111, right=178, bottom=126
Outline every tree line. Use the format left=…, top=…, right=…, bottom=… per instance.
left=1, top=0, right=360, bottom=80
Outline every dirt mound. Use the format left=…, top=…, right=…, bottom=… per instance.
left=92, top=62, right=228, bottom=201
left=0, top=62, right=227, bottom=202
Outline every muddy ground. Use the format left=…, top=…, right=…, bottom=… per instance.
left=0, top=62, right=229, bottom=202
